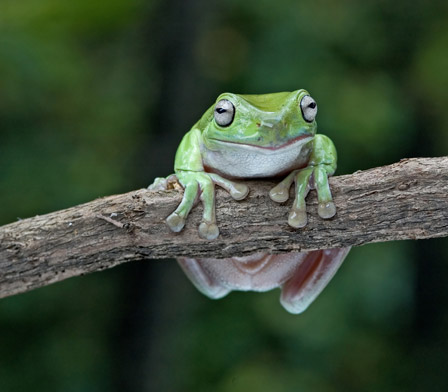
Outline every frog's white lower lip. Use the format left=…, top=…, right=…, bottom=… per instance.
left=210, top=135, right=313, bottom=151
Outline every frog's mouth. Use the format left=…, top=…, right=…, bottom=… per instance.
left=209, top=134, right=313, bottom=152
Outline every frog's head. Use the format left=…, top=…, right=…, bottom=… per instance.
left=201, top=89, right=317, bottom=151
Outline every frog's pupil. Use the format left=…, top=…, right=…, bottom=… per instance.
left=308, top=102, right=316, bottom=109
left=216, top=108, right=227, bottom=114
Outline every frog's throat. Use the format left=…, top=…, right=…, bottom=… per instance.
left=201, top=134, right=313, bottom=178
left=207, top=134, right=313, bottom=153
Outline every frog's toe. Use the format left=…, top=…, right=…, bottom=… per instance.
left=288, top=207, right=308, bottom=228
left=208, top=174, right=249, bottom=200
left=149, top=174, right=180, bottom=191
left=148, top=177, right=167, bottom=191
left=199, top=221, right=220, bottom=240
left=318, top=201, right=336, bottom=219
left=166, top=212, right=186, bottom=232
left=270, top=171, right=297, bottom=203
left=269, top=183, right=290, bottom=203
left=229, top=183, right=249, bottom=200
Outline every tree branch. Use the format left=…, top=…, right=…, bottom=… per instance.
left=1, top=157, right=447, bottom=299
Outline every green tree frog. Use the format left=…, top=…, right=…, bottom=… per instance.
left=150, top=89, right=350, bottom=314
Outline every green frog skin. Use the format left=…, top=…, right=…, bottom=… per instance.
left=150, top=89, right=350, bottom=314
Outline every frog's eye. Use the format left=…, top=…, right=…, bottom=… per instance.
left=214, top=99, right=235, bottom=127
left=300, top=95, right=318, bottom=123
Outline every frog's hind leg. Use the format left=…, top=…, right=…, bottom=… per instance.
left=178, top=258, right=231, bottom=299
left=280, top=247, right=350, bottom=314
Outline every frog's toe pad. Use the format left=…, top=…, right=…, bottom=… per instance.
left=269, top=184, right=290, bottom=203
left=148, top=175, right=180, bottom=191
left=166, top=212, right=186, bottom=232
left=288, top=208, right=307, bottom=228
left=318, top=201, right=336, bottom=219
left=199, top=221, right=219, bottom=240
left=148, top=177, right=168, bottom=191
left=230, top=183, right=249, bottom=201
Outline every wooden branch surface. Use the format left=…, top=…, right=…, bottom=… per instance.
left=1, top=157, right=447, bottom=298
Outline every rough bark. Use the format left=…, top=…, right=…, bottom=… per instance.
left=1, top=157, right=447, bottom=299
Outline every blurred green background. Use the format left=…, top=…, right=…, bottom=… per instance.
left=1, top=0, right=448, bottom=391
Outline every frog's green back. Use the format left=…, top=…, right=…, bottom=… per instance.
left=238, top=91, right=296, bottom=112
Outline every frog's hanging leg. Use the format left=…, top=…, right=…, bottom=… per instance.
left=178, top=247, right=350, bottom=314
left=178, top=257, right=231, bottom=299
left=280, top=247, right=350, bottom=314
left=269, top=134, right=337, bottom=228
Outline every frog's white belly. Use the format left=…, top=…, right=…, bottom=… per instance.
left=180, top=253, right=308, bottom=292
left=201, top=137, right=313, bottom=178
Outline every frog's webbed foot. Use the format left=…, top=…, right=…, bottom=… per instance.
left=164, top=172, right=249, bottom=240
left=269, top=164, right=336, bottom=228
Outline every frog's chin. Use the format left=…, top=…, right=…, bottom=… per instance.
left=201, top=134, right=314, bottom=178
left=208, top=134, right=313, bottom=153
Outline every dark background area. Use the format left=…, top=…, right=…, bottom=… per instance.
left=1, top=1, right=448, bottom=391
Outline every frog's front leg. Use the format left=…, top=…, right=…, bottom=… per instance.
left=269, top=134, right=337, bottom=228
left=164, top=171, right=249, bottom=240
